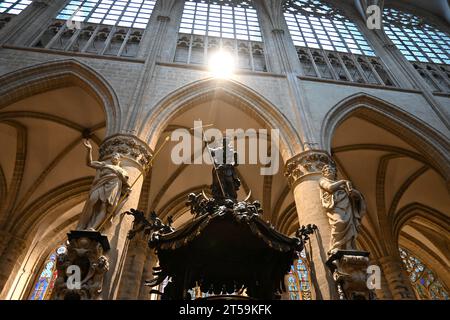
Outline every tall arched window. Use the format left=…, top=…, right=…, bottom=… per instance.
left=383, top=8, right=450, bottom=65
left=283, top=0, right=394, bottom=86
left=284, top=0, right=374, bottom=55
left=56, top=0, right=156, bottom=29
left=31, top=0, right=156, bottom=57
left=0, top=0, right=32, bottom=15
left=29, top=246, right=66, bottom=300
left=285, top=250, right=312, bottom=300
left=174, top=0, right=266, bottom=72
left=383, top=7, right=450, bottom=93
left=399, top=247, right=449, bottom=300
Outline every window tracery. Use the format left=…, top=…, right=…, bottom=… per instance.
left=175, top=0, right=266, bottom=72
left=399, top=247, right=449, bottom=300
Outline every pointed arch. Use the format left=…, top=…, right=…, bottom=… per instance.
left=321, top=92, right=450, bottom=181
left=9, top=177, right=93, bottom=239
left=0, top=59, right=121, bottom=135
left=139, top=78, right=303, bottom=163
left=393, top=202, right=450, bottom=242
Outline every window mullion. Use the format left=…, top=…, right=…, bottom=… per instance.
left=81, top=24, right=101, bottom=53
left=45, top=24, right=67, bottom=49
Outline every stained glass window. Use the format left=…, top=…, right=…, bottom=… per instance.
left=179, top=0, right=262, bottom=42
left=29, top=254, right=58, bottom=300
left=383, top=7, right=450, bottom=65
left=399, top=247, right=449, bottom=300
left=55, top=0, right=156, bottom=29
left=0, top=0, right=32, bottom=14
left=286, top=250, right=312, bottom=300
left=283, top=0, right=376, bottom=56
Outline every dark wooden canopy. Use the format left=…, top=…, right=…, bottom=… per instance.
left=147, top=205, right=306, bottom=300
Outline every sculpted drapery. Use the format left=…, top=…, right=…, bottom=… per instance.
left=77, top=140, right=131, bottom=231
left=319, top=165, right=366, bottom=254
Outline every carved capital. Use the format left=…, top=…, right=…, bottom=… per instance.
left=99, top=134, right=152, bottom=171
left=284, top=150, right=335, bottom=187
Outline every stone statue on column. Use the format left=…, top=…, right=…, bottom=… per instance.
left=319, top=164, right=366, bottom=255
left=77, top=139, right=131, bottom=231
left=319, top=164, right=374, bottom=300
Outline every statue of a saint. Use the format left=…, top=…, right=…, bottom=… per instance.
left=319, top=165, right=366, bottom=255
left=208, top=137, right=240, bottom=200
left=77, top=139, right=131, bottom=231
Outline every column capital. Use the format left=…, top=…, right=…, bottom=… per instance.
left=284, top=150, right=335, bottom=188
left=99, top=134, right=153, bottom=171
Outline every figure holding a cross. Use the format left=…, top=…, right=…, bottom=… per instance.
left=207, top=136, right=241, bottom=201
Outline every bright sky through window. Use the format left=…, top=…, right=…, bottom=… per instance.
left=284, top=0, right=376, bottom=56
left=0, top=0, right=32, bottom=14
left=179, top=0, right=262, bottom=42
left=383, top=7, right=450, bottom=65
left=56, top=0, right=156, bottom=29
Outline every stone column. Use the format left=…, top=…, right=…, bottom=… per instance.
left=115, top=237, right=148, bottom=299
left=378, top=255, right=416, bottom=300
left=0, top=233, right=28, bottom=298
left=124, top=0, right=180, bottom=133
left=285, top=150, right=338, bottom=300
left=95, top=134, right=152, bottom=300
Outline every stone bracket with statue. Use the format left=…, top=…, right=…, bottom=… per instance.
left=50, top=230, right=110, bottom=300
left=51, top=138, right=136, bottom=300
left=319, top=164, right=374, bottom=300
left=326, top=250, right=375, bottom=300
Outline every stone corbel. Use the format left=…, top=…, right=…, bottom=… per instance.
left=51, top=231, right=110, bottom=300
left=326, top=250, right=375, bottom=300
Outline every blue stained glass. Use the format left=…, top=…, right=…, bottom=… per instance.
left=383, top=7, right=450, bottom=65
left=29, top=254, right=57, bottom=300
left=399, top=247, right=449, bottom=300
left=0, top=0, right=32, bottom=14
left=55, top=0, right=156, bottom=29
left=284, top=0, right=376, bottom=56
left=286, top=250, right=312, bottom=300
left=178, top=0, right=262, bottom=42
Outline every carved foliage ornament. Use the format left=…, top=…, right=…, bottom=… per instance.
left=284, top=150, right=335, bottom=186
left=99, top=135, right=152, bottom=169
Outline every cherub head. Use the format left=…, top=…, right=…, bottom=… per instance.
left=322, top=164, right=337, bottom=180
left=111, top=152, right=121, bottom=165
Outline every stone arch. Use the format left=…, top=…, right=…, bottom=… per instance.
left=394, top=202, right=450, bottom=293
left=321, top=92, right=450, bottom=181
left=0, top=59, right=121, bottom=135
left=6, top=214, right=80, bottom=300
left=139, top=78, right=303, bottom=163
left=393, top=203, right=449, bottom=242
